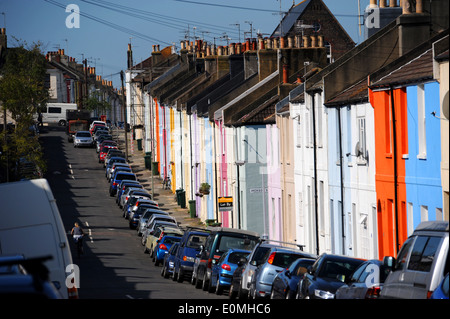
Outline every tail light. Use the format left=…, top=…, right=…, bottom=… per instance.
left=207, top=258, right=213, bottom=269
left=365, top=286, right=381, bottom=299
left=267, top=252, right=276, bottom=265
left=222, top=264, right=231, bottom=271
left=159, top=244, right=168, bottom=251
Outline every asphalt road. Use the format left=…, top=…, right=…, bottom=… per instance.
left=40, top=125, right=227, bottom=299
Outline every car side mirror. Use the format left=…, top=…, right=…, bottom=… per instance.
left=285, top=270, right=291, bottom=279
left=383, top=256, right=395, bottom=269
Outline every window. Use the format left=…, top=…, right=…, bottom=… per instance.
left=420, top=205, right=428, bottom=222
left=407, top=236, right=442, bottom=272
left=296, top=116, right=301, bottom=148
left=417, top=84, right=427, bottom=159
left=394, top=237, right=414, bottom=271
left=357, top=117, right=367, bottom=162
left=48, top=107, right=62, bottom=114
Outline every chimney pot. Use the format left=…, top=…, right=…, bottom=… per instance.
left=370, top=0, right=377, bottom=8
left=128, top=43, right=132, bottom=51
left=416, top=0, right=423, bottom=13
left=402, top=0, right=412, bottom=14
left=390, top=0, right=398, bottom=7
left=380, top=0, right=387, bottom=8
left=310, top=36, right=317, bottom=48
left=258, top=38, right=265, bottom=50
left=280, top=36, right=286, bottom=49
left=288, top=36, right=294, bottom=48
left=318, top=35, right=324, bottom=48
left=302, top=36, right=309, bottom=48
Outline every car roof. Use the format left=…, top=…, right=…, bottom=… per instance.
left=206, top=227, right=260, bottom=238
left=75, top=130, right=91, bottom=134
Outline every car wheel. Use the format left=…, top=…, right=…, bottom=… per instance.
left=215, top=279, right=223, bottom=295
left=229, top=284, right=237, bottom=299
left=177, top=269, right=184, bottom=283
left=143, top=245, right=149, bottom=254
left=195, top=271, right=202, bottom=289
left=202, top=272, right=209, bottom=291
left=270, top=288, right=276, bottom=299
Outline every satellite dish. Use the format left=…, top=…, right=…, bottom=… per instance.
left=443, top=91, right=449, bottom=120
left=355, top=142, right=362, bottom=157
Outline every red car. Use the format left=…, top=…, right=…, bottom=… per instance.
left=99, top=144, right=118, bottom=163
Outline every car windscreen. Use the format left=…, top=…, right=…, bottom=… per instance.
left=186, top=234, right=208, bottom=249
left=269, top=253, right=302, bottom=268
left=228, top=251, right=251, bottom=264
left=319, top=259, right=363, bottom=280
left=163, top=237, right=181, bottom=244
left=216, top=235, right=259, bottom=254
left=115, top=174, right=136, bottom=181
left=76, top=132, right=91, bottom=137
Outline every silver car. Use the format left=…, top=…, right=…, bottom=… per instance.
left=73, top=131, right=93, bottom=148
left=247, top=244, right=316, bottom=299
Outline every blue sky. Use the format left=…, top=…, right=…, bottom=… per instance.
left=1, top=0, right=370, bottom=88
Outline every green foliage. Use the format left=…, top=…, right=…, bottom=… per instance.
left=0, top=39, right=48, bottom=181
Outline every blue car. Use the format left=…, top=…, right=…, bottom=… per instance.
left=430, top=273, right=449, bottom=299
left=271, top=258, right=316, bottom=299
left=153, top=235, right=182, bottom=266
left=173, top=229, right=209, bottom=283
left=109, top=171, right=136, bottom=196
left=210, top=249, right=251, bottom=295
left=161, top=243, right=180, bottom=279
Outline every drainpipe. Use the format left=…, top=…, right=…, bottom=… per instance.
left=390, top=86, right=400, bottom=254
left=311, top=92, right=320, bottom=256
left=189, top=112, right=194, bottom=200
left=213, top=121, right=219, bottom=223
left=337, top=107, right=346, bottom=255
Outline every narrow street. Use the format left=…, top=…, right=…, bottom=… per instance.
left=40, top=124, right=226, bottom=299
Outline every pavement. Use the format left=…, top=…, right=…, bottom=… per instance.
left=113, top=128, right=205, bottom=229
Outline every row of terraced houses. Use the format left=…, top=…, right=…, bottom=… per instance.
left=120, top=0, right=449, bottom=259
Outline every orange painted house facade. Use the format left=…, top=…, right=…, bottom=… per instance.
left=369, top=87, right=408, bottom=258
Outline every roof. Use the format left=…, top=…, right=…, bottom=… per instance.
left=271, top=0, right=312, bottom=37
left=325, top=78, right=368, bottom=107
left=370, top=48, right=434, bottom=89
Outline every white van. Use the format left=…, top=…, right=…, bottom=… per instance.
left=0, top=179, right=76, bottom=299
left=41, top=103, right=77, bottom=126
left=381, top=221, right=449, bottom=299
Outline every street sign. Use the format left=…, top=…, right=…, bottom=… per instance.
left=218, top=197, right=233, bottom=212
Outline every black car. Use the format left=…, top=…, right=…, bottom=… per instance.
left=194, top=227, right=260, bottom=292
left=229, top=254, right=250, bottom=299
left=298, top=253, right=365, bottom=299
left=271, top=258, right=316, bottom=299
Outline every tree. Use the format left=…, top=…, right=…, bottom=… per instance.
left=0, top=39, right=48, bottom=182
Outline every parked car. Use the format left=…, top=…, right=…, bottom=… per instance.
left=152, top=235, right=182, bottom=266
left=105, top=157, right=128, bottom=179
left=335, top=259, right=392, bottom=299
left=121, top=189, right=153, bottom=212
left=144, top=225, right=183, bottom=254
left=99, top=145, right=118, bottom=163
left=228, top=254, right=250, bottom=299
left=115, top=180, right=141, bottom=205
left=194, top=227, right=260, bottom=292
left=380, top=221, right=449, bottom=299
left=233, top=240, right=281, bottom=299
left=210, top=249, right=251, bottom=295
left=95, top=134, right=113, bottom=152
left=248, top=246, right=316, bottom=299
left=141, top=219, right=176, bottom=247
left=161, top=243, right=180, bottom=279
left=430, top=273, right=449, bottom=300
left=124, top=196, right=156, bottom=219
left=106, top=163, right=131, bottom=182
left=173, top=228, right=210, bottom=283
left=298, top=253, right=366, bottom=299
left=0, top=255, right=63, bottom=299
left=104, top=150, right=126, bottom=167
left=108, top=166, right=132, bottom=182
left=271, top=258, right=316, bottom=299
left=137, top=208, right=169, bottom=237
left=73, top=131, right=93, bottom=148
left=109, top=171, right=136, bottom=196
